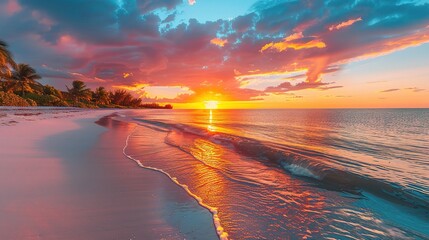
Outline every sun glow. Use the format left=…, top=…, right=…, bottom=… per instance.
left=204, top=101, right=218, bottom=109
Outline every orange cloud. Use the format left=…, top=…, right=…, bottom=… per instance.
left=260, top=39, right=326, bottom=52
left=329, top=17, right=362, bottom=31
left=261, top=32, right=325, bottom=52
left=284, top=32, right=304, bottom=41
left=123, top=72, right=133, bottom=78
left=210, top=38, right=228, bottom=47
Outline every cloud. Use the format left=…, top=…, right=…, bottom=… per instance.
left=123, top=72, right=133, bottom=78
left=284, top=32, right=304, bottom=41
left=405, top=87, right=425, bottom=92
left=335, top=95, right=352, bottom=98
left=1, top=0, right=22, bottom=15
left=188, top=0, right=196, bottom=6
left=210, top=38, right=228, bottom=47
left=264, top=81, right=333, bottom=93
left=329, top=17, right=362, bottom=31
left=260, top=37, right=326, bottom=52
left=380, top=88, right=400, bottom=93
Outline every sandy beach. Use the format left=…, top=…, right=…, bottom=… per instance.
left=0, top=108, right=217, bottom=239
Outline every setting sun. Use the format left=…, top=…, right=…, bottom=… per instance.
left=204, top=101, right=219, bottom=109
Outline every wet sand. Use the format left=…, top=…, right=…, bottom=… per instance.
left=0, top=109, right=217, bottom=239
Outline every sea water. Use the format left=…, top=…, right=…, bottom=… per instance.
left=119, top=109, right=429, bottom=239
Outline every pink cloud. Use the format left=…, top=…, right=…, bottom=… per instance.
left=4, top=0, right=21, bottom=15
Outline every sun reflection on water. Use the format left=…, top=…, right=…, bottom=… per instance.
left=207, top=110, right=216, bottom=132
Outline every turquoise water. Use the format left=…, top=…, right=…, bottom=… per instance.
left=120, top=109, right=429, bottom=239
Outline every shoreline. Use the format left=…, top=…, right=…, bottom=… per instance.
left=121, top=123, right=228, bottom=240
left=0, top=109, right=218, bottom=239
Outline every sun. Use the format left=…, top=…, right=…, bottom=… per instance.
left=204, top=100, right=218, bottom=109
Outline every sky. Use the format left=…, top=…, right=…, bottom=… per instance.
left=0, top=0, right=428, bottom=108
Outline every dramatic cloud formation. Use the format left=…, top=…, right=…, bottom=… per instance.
left=1, top=0, right=428, bottom=104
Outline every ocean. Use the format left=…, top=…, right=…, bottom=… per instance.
left=118, top=109, right=429, bottom=239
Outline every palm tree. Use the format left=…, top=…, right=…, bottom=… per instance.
left=0, top=40, right=15, bottom=84
left=93, top=86, right=110, bottom=105
left=109, top=89, right=128, bottom=105
left=67, top=80, right=92, bottom=103
left=10, top=63, right=41, bottom=97
left=0, top=40, right=14, bottom=67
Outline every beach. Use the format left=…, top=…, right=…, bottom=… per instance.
left=0, top=108, right=218, bottom=239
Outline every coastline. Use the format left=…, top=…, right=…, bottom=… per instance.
left=0, top=108, right=217, bottom=239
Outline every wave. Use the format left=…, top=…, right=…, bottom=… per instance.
left=132, top=118, right=429, bottom=211
left=280, top=162, right=321, bottom=179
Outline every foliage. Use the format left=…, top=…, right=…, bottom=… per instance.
left=93, top=86, right=110, bottom=105
left=1, top=79, right=36, bottom=94
left=10, top=63, right=41, bottom=97
left=0, top=40, right=14, bottom=67
left=0, top=40, right=15, bottom=81
left=66, top=80, right=92, bottom=103
left=0, top=91, right=33, bottom=106
left=43, top=85, right=63, bottom=98
left=141, top=103, right=173, bottom=109
left=25, top=98, right=37, bottom=106
left=24, top=92, right=69, bottom=107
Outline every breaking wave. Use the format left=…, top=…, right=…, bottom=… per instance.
left=133, top=117, right=429, bottom=211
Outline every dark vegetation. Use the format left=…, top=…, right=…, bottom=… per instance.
left=0, top=40, right=173, bottom=109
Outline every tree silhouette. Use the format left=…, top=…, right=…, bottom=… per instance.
left=93, top=86, right=110, bottom=105
left=67, top=80, right=92, bottom=104
left=10, top=63, right=41, bottom=97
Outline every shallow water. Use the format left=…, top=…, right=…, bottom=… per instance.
left=120, top=109, right=429, bottom=239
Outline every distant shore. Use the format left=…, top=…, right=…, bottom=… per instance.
left=0, top=108, right=217, bottom=239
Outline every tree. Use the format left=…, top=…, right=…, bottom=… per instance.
left=67, top=80, right=92, bottom=103
left=109, top=89, right=128, bottom=105
left=43, top=85, right=63, bottom=99
left=0, top=40, right=14, bottom=68
left=93, top=86, right=110, bottom=105
left=0, top=40, right=15, bottom=83
left=129, top=97, right=142, bottom=107
left=10, top=63, right=41, bottom=97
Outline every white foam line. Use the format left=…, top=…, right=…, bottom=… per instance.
left=122, top=127, right=228, bottom=240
